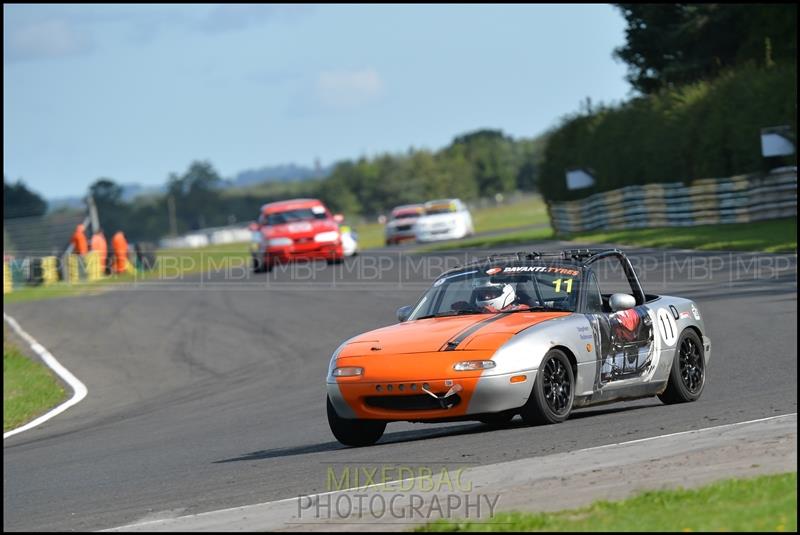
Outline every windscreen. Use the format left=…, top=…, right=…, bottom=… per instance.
left=263, top=207, right=328, bottom=225
left=391, top=210, right=422, bottom=221
left=408, top=264, right=582, bottom=320
left=424, top=202, right=457, bottom=215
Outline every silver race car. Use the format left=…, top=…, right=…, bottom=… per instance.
left=327, top=249, right=711, bottom=446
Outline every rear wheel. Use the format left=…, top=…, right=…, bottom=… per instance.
left=658, top=329, right=705, bottom=404
left=327, top=396, right=385, bottom=447
left=520, top=349, right=575, bottom=425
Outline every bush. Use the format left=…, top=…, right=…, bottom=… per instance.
left=540, top=62, right=796, bottom=202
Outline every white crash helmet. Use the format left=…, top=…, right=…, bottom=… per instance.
left=473, top=281, right=516, bottom=310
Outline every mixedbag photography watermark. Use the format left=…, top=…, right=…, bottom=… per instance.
left=294, top=464, right=500, bottom=524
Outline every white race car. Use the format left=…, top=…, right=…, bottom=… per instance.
left=340, top=225, right=359, bottom=257
left=414, top=199, right=474, bottom=243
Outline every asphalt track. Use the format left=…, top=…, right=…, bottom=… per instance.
left=3, top=240, right=797, bottom=531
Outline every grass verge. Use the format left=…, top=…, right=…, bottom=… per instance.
left=416, top=227, right=554, bottom=252
left=419, top=472, right=797, bottom=532
left=3, top=334, right=66, bottom=431
left=562, top=217, right=796, bottom=253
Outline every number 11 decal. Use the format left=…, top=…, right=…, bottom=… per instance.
left=553, top=278, right=573, bottom=293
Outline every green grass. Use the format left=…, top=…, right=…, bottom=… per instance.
left=3, top=336, right=66, bottom=431
left=416, top=227, right=554, bottom=252
left=419, top=472, right=797, bottom=532
left=563, top=217, right=797, bottom=253
left=470, top=195, right=549, bottom=233
left=348, top=221, right=386, bottom=250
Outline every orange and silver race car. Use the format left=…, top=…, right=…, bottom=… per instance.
left=326, top=249, right=711, bottom=446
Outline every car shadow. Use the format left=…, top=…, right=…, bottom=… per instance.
left=212, top=421, right=510, bottom=463
left=214, top=402, right=664, bottom=464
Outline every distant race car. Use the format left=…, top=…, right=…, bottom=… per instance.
left=251, top=198, right=345, bottom=272
left=326, top=249, right=710, bottom=446
left=413, top=198, right=474, bottom=243
left=340, top=225, right=359, bottom=257
left=384, top=204, right=425, bottom=246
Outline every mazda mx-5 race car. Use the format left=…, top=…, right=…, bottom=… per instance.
left=326, top=249, right=711, bottom=446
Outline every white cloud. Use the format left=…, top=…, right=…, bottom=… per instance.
left=197, top=4, right=313, bottom=34
left=4, top=18, right=93, bottom=62
left=315, top=68, right=384, bottom=110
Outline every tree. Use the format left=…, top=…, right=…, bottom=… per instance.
left=447, top=129, right=518, bottom=196
left=4, top=177, right=47, bottom=218
left=166, top=161, right=224, bottom=230
left=614, top=4, right=797, bottom=93
left=90, top=177, right=129, bottom=234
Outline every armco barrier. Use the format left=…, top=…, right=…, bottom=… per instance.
left=548, top=170, right=797, bottom=234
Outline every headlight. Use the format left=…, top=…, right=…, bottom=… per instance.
left=332, top=366, right=364, bottom=377
left=267, top=237, right=292, bottom=246
left=453, top=360, right=496, bottom=371
left=314, top=231, right=340, bottom=243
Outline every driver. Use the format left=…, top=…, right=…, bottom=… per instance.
left=472, top=281, right=526, bottom=312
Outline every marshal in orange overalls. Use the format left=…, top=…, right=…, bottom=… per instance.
left=111, top=231, right=130, bottom=273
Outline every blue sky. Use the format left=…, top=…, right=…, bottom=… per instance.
left=4, top=4, right=631, bottom=199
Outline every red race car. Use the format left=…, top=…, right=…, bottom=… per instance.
left=251, top=198, right=344, bottom=272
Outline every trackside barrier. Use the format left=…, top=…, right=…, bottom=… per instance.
left=41, top=256, right=59, bottom=286
left=67, top=254, right=81, bottom=284
left=3, top=262, right=10, bottom=294
left=3, top=251, right=149, bottom=292
left=84, top=252, right=103, bottom=281
left=547, top=170, right=798, bottom=234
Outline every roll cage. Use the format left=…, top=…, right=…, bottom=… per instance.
left=441, top=249, right=648, bottom=314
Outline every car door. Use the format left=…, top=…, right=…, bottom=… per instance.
left=583, top=265, right=655, bottom=388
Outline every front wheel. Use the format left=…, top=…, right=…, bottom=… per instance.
left=252, top=254, right=270, bottom=273
left=327, top=396, right=385, bottom=447
left=658, top=329, right=705, bottom=404
left=520, top=349, right=575, bottom=425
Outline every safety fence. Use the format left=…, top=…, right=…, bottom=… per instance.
left=2, top=251, right=143, bottom=294
left=158, top=225, right=252, bottom=249
left=547, top=169, right=797, bottom=234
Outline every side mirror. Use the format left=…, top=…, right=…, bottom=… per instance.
left=248, top=222, right=260, bottom=232
left=396, top=305, right=413, bottom=323
left=609, top=293, right=636, bottom=312
left=333, top=214, right=345, bottom=224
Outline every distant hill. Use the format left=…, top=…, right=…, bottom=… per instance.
left=47, top=163, right=331, bottom=212
left=229, top=163, right=331, bottom=187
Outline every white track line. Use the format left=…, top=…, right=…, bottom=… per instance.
left=4, top=312, right=88, bottom=440
left=109, top=412, right=797, bottom=531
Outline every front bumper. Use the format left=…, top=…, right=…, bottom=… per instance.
left=264, top=242, right=343, bottom=264
left=327, top=369, right=534, bottom=421
left=415, top=226, right=466, bottom=243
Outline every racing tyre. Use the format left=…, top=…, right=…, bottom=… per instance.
left=252, top=254, right=265, bottom=273
left=327, top=396, right=386, bottom=447
left=658, top=329, right=705, bottom=404
left=252, top=255, right=272, bottom=273
left=520, top=349, right=574, bottom=425
left=327, top=257, right=345, bottom=265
